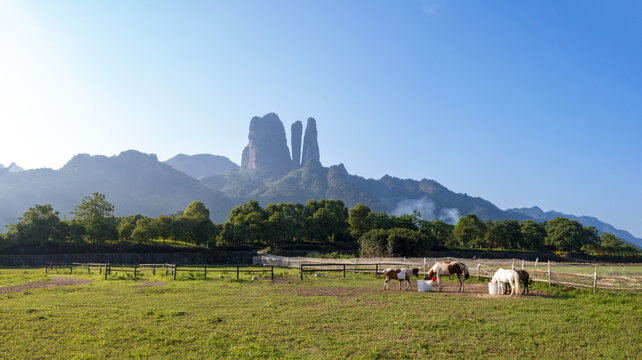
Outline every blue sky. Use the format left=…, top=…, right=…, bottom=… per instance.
left=1, top=1, right=641, bottom=237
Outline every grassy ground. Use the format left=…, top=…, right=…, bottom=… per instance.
left=0, top=268, right=640, bottom=359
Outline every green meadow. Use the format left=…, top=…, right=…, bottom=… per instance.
left=0, top=268, right=640, bottom=359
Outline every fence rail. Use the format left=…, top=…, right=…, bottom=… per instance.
left=44, top=262, right=275, bottom=281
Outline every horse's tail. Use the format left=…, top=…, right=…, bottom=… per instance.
left=461, top=263, right=469, bottom=280
left=513, top=271, right=521, bottom=296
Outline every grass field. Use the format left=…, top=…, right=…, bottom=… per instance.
left=0, top=268, right=640, bottom=359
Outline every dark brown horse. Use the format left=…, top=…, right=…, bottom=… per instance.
left=503, top=270, right=532, bottom=294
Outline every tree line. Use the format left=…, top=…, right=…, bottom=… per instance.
left=0, top=194, right=639, bottom=258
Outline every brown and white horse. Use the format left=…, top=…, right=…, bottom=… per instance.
left=383, top=268, right=419, bottom=291
left=426, top=262, right=470, bottom=292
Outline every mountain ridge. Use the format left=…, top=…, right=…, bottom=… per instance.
left=0, top=113, right=639, bottom=248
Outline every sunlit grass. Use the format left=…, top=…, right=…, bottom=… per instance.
left=0, top=268, right=640, bottom=359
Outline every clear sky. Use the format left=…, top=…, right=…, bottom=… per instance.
left=1, top=1, right=641, bottom=237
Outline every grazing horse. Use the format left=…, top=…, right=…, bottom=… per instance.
left=503, top=270, right=531, bottom=295
left=516, top=270, right=532, bottom=294
left=491, top=268, right=521, bottom=296
left=383, top=268, right=419, bottom=291
left=426, top=262, right=470, bottom=292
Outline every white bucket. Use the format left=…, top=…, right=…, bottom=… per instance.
left=417, top=280, right=433, bottom=292
left=488, top=282, right=498, bottom=295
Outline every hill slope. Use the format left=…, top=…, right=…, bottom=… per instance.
left=507, top=207, right=642, bottom=248
left=164, top=154, right=239, bottom=180
left=0, top=150, right=233, bottom=227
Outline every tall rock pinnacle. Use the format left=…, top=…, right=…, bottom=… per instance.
left=241, top=113, right=292, bottom=176
left=291, top=121, right=303, bottom=168
left=301, top=117, right=320, bottom=165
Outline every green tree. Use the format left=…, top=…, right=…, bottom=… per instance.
left=545, top=217, right=585, bottom=252
left=520, top=220, right=546, bottom=250
left=72, top=192, right=117, bottom=243
left=359, top=229, right=389, bottom=257
left=183, top=201, right=210, bottom=219
left=132, top=218, right=154, bottom=244
left=453, top=214, right=486, bottom=247
left=176, top=201, right=215, bottom=245
left=349, top=203, right=371, bottom=240
left=6, top=204, right=68, bottom=247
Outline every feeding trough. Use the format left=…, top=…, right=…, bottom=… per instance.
left=417, top=280, right=433, bottom=292
left=488, top=282, right=499, bottom=295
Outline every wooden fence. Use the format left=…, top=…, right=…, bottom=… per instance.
left=45, top=263, right=274, bottom=281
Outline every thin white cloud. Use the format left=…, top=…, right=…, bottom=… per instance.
left=421, top=0, right=445, bottom=16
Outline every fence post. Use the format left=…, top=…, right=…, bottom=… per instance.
left=88, top=264, right=91, bottom=274
left=477, top=263, right=481, bottom=280
left=300, top=264, right=303, bottom=281
left=236, top=266, right=239, bottom=280
left=423, top=258, right=426, bottom=277
left=99, top=265, right=102, bottom=275
left=165, top=265, right=168, bottom=276
left=271, top=265, right=274, bottom=281
left=153, top=265, right=156, bottom=276
left=343, top=264, right=346, bottom=278
left=134, top=266, right=137, bottom=278
left=593, top=264, right=598, bottom=294
left=547, top=260, right=551, bottom=288
left=375, top=263, right=379, bottom=278
left=174, top=265, right=177, bottom=280
left=204, top=265, right=207, bottom=280
left=521, top=259, right=524, bottom=270
left=70, top=264, right=73, bottom=274
left=45, top=264, right=48, bottom=274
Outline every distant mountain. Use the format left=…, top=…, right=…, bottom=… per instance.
left=0, top=150, right=233, bottom=228
left=164, top=154, right=239, bottom=180
left=202, top=159, right=524, bottom=224
left=200, top=113, right=641, bottom=247
left=7, top=163, right=24, bottom=173
left=507, top=207, right=642, bottom=248
left=0, top=163, right=24, bottom=173
left=2, top=112, right=640, bottom=249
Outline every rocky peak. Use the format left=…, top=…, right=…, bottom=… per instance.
left=7, top=163, right=24, bottom=172
left=241, top=113, right=292, bottom=176
left=291, top=121, right=303, bottom=168
left=301, top=117, right=320, bottom=165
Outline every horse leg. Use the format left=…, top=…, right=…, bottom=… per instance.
left=384, top=278, right=389, bottom=291
left=437, top=274, right=442, bottom=292
left=398, top=280, right=402, bottom=291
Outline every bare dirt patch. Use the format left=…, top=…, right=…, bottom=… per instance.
left=134, top=281, right=168, bottom=288
left=277, top=280, right=546, bottom=298
left=0, top=276, right=91, bottom=295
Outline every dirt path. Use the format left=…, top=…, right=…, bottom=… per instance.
left=0, top=276, right=92, bottom=295
left=279, top=281, right=545, bottom=298
left=134, top=281, right=168, bottom=288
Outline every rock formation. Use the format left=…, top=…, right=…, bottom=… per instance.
left=301, top=117, right=320, bottom=165
left=241, top=113, right=292, bottom=176
left=290, top=121, right=303, bottom=168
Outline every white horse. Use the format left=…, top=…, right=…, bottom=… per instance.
left=426, top=262, right=469, bottom=292
left=491, top=268, right=521, bottom=296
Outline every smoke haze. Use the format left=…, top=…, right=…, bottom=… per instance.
left=392, top=197, right=461, bottom=224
